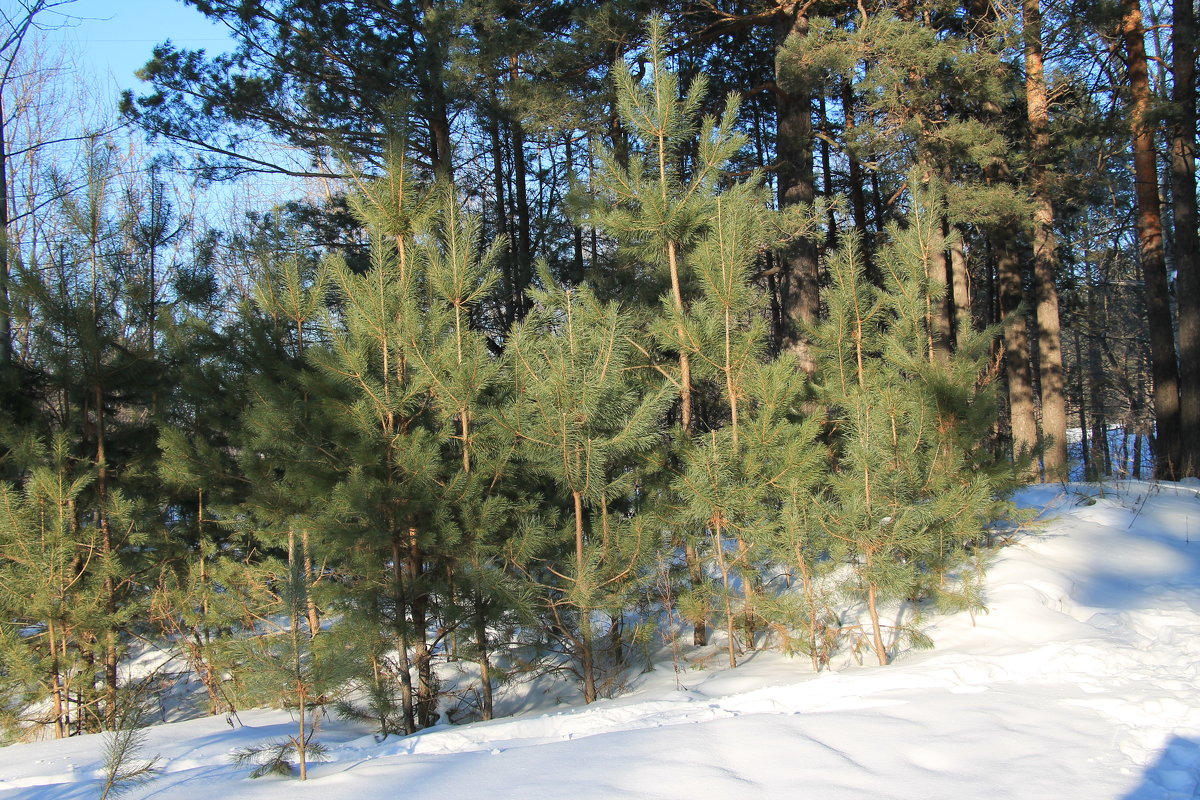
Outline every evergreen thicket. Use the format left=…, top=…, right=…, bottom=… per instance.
left=1, top=0, right=1196, bottom=753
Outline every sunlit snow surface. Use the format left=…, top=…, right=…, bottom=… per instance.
left=3, top=481, right=1200, bottom=799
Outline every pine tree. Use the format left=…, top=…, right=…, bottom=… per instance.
left=672, top=189, right=826, bottom=665
left=387, top=182, right=522, bottom=722
left=504, top=271, right=670, bottom=703
left=581, top=18, right=772, bottom=648
left=0, top=432, right=99, bottom=738
left=740, top=357, right=828, bottom=668
left=809, top=195, right=1007, bottom=666
left=1119, top=0, right=1182, bottom=479
left=584, top=16, right=752, bottom=435
left=672, top=428, right=765, bottom=669
left=307, top=151, right=520, bottom=730
left=229, top=534, right=343, bottom=781
left=307, top=195, right=439, bottom=733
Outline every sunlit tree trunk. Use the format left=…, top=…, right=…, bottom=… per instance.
left=996, top=232, right=1039, bottom=471
left=775, top=4, right=819, bottom=369
left=1122, top=0, right=1182, bottom=479
left=1024, top=0, right=1069, bottom=479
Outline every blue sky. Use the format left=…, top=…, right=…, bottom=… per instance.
left=39, top=0, right=232, bottom=92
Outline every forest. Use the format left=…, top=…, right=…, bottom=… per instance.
left=0, top=0, right=1196, bottom=759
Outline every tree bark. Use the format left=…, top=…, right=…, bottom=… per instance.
left=927, top=217, right=953, bottom=363
left=407, top=527, right=436, bottom=728
left=390, top=534, right=417, bottom=734
left=302, top=530, right=320, bottom=638
left=0, top=89, right=11, bottom=370
left=473, top=587, right=493, bottom=720
left=564, top=132, right=585, bottom=284
left=841, top=82, right=873, bottom=278
left=775, top=4, right=820, bottom=369
left=865, top=549, right=889, bottom=666
left=509, top=63, right=533, bottom=317
left=573, top=490, right=597, bottom=703
left=487, top=110, right=519, bottom=330
left=1122, top=0, right=1183, bottom=480
left=1087, top=296, right=1111, bottom=478
left=995, top=231, right=1039, bottom=472
left=818, top=93, right=838, bottom=251
left=1170, top=0, right=1200, bottom=476
left=947, top=222, right=972, bottom=338
left=1024, top=0, right=1070, bottom=480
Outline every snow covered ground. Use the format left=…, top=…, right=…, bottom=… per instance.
left=3, top=480, right=1200, bottom=799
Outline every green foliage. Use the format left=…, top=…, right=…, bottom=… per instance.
left=99, top=692, right=162, bottom=800
left=0, top=13, right=1038, bottom=743
left=232, top=738, right=331, bottom=780
left=503, top=268, right=671, bottom=699
left=580, top=16, right=749, bottom=302
left=808, top=193, right=1008, bottom=666
left=0, top=431, right=107, bottom=737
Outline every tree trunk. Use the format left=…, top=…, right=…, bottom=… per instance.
left=96, top=381, right=118, bottom=730
left=296, top=683, right=308, bottom=781
left=711, top=521, right=737, bottom=669
left=995, top=232, right=1039, bottom=471
left=665, top=228, right=705, bottom=648
left=573, top=490, right=597, bottom=703
left=473, top=587, right=493, bottom=721
left=487, top=110, right=518, bottom=330
left=510, top=111, right=532, bottom=316
left=47, top=618, right=66, bottom=738
left=0, top=89, right=11, bottom=369
left=1170, top=0, right=1200, bottom=476
left=390, top=534, right=417, bottom=734
left=1024, top=0, right=1070, bottom=480
left=947, top=222, right=972, bottom=338
left=842, top=81, right=870, bottom=240
left=408, top=534, right=436, bottom=728
left=420, top=0, right=452, bottom=180
left=818, top=93, right=837, bottom=251
left=1088, top=348, right=1110, bottom=479
left=1076, top=329, right=1090, bottom=476
left=686, top=540, right=707, bottom=646
left=928, top=242, right=953, bottom=363
left=1122, top=0, right=1183, bottom=480
left=865, top=549, right=889, bottom=666
left=565, top=133, right=586, bottom=284
left=302, top=530, right=320, bottom=638
left=922, top=165, right=953, bottom=363
left=774, top=5, right=820, bottom=368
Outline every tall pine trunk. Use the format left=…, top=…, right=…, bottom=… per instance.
left=946, top=221, right=971, bottom=338
left=1170, top=0, right=1200, bottom=476
left=842, top=82, right=872, bottom=278
left=0, top=89, right=11, bottom=370
left=473, top=586, right=493, bottom=720
left=775, top=6, right=819, bottom=369
left=1122, top=0, right=1183, bottom=480
left=407, top=528, right=437, bottom=728
left=996, top=232, right=1039, bottom=470
left=510, top=58, right=532, bottom=317
left=1024, top=0, right=1069, bottom=479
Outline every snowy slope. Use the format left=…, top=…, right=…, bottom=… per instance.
left=2, top=481, right=1199, bottom=799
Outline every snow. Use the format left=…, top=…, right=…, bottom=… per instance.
left=4, top=481, right=1200, bottom=799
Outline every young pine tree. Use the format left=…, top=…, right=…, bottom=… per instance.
left=503, top=271, right=670, bottom=703
left=0, top=433, right=100, bottom=739
left=809, top=198, right=1008, bottom=666
left=580, top=19, right=787, bottom=648
left=229, top=533, right=345, bottom=781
